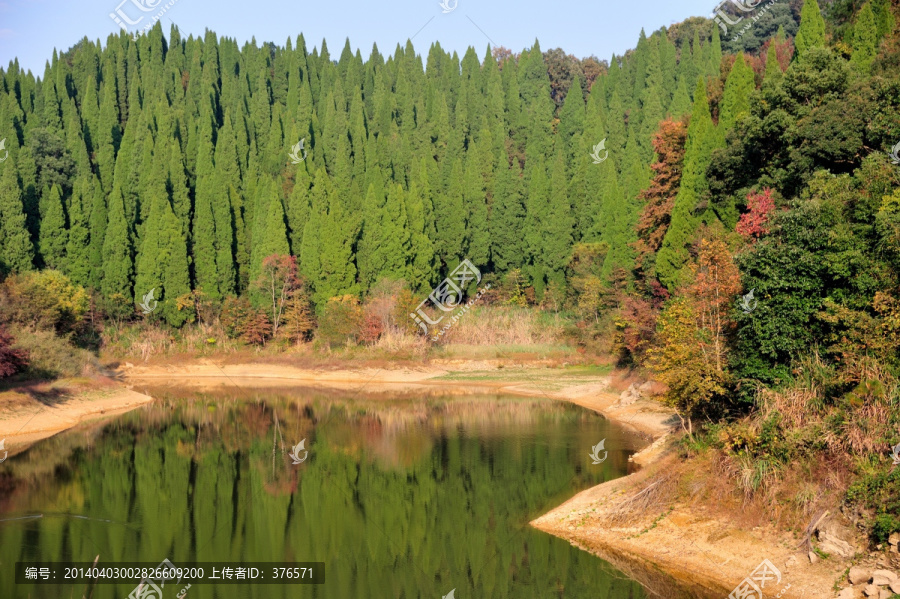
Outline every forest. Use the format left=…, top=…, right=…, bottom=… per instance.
left=2, top=0, right=900, bottom=547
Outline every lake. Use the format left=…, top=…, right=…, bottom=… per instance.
left=0, top=388, right=654, bottom=598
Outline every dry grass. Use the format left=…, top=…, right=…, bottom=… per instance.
left=438, top=306, right=566, bottom=346
left=605, top=474, right=676, bottom=526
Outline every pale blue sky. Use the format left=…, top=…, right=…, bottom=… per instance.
left=1, top=0, right=714, bottom=76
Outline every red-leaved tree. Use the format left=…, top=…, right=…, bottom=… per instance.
left=736, top=188, right=776, bottom=239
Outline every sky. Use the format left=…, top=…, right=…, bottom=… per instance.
left=0, top=0, right=715, bottom=76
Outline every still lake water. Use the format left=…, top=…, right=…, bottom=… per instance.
left=0, top=388, right=653, bottom=599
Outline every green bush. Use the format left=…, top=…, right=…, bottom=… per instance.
left=873, top=513, right=900, bottom=544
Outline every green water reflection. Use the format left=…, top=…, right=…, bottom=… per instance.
left=0, top=390, right=649, bottom=598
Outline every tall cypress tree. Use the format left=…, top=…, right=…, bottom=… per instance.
left=719, top=53, right=754, bottom=132
left=101, top=182, right=134, bottom=303
left=850, top=3, right=878, bottom=73
left=0, top=154, right=34, bottom=273
left=764, top=43, right=784, bottom=84
left=795, top=0, right=827, bottom=60
left=39, top=183, right=68, bottom=269
left=489, top=151, right=526, bottom=273
left=64, top=177, right=92, bottom=286
left=542, top=150, right=574, bottom=290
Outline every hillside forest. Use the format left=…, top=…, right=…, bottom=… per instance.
left=2, top=0, right=900, bottom=546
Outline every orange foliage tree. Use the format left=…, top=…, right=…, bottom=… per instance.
left=633, top=118, right=689, bottom=278
left=648, top=237, right=742, bottom=434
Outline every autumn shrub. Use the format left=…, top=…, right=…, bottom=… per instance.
left=736, top=188, right=776, bottom=238
left=317, top=295, right=362, bottom=347
left=279, top=291, right=316, bottom=345
left=0, top=270, right=89, bottom=332
left=221, top=296, right=252, bottom=339
left=220, top=296, right=271, bottom=345
left=0, top=326, right=29, bottom=378
left=358, top=279, right=409, bottom=345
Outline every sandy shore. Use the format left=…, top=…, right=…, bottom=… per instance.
left=0, top=384, right=154, bottom=450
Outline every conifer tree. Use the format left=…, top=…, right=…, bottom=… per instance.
left=719, top=53, right=754, bottom=132
left=249, top=181, right=291, bottom=303
left=101, top=182, right=133, bottom=303
left=557, top=75, right=586, bottom=170
left=543, top=151, right=574, bottom=290
left=850, top=3, right=878, bottom=73
left=524, top=153, right=550, bottom=296
left=463, top=140, right=490, bottom=271
left=407, top=182, right=437, bottom=292
left=39, top=183, right=67, bottom=269
left=97, top=79, right=120, bottom=191
left=87, top=175, right=106, bottom=289
left=795, top=0, right=827, bottom=60
left=0, top=154, right=34, bottom=273
left=764, top=42, right=784, bottom=84
left=64, top=177, right=92, bottom=286
left=489, top=151, right=526, bottom=273
left=668, top=78, right=692, bottom=118
left=433, top=157, right=465, bottom=269
left=315, top=185, right=359, bottom=306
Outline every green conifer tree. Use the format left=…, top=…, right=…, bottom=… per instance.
left=489, top=151, right=526, bottom=273
left=0, top=154, right=34, bottom=273
left=850, top=3, right=878, bottom=73
left=101, top=182, right=134, bottom=302
left=795, top=0, right=827, bottom=60
left=64, top=177, right=92, bottom=286
left=39, top=183, right=68, bottom=269
left=719, top=53, right=754, bottom=131
left=542, top=151, right=574, bottom=290
left=764, top=43, right=784, bottom=84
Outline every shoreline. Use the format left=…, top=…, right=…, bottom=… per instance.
left=0, top=382, right=154, bottom=449
left=1, top=360, right=845, bottom=597
left=120, top=361, right=676, bottom=440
